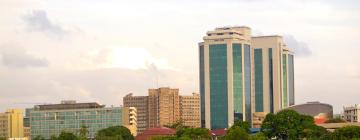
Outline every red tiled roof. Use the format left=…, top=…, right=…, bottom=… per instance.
left=136, top=127, right=176, bottom=140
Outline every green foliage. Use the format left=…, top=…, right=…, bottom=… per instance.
left=332, top=125, right=360, bottom=139
left=78, top=125, right=89, bottom=140
left=58, top=131, right=78, bottom=140
left=223, top=126, right=249, bottom=140
left=178, top=128, right=211, bottom=139
left=33, top=135, right=46, bottom=140
left=231, top=121, right=251, bottom=133
left=325, top=118, right=346, bottom=123
left=0, top=137, right=6, bottom=140
left=261, top=109, right=327, bottom=139
left=250, top=132, right=267, bottom=140
left=50, top=135, right=58, bottom=140
left=96, top=126, right=134, bottom=140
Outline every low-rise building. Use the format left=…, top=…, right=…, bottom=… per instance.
left=287, top=101, right=333, bottom=124
left=28, top=100, right=137, bottom=139
left=342, top=104, right=360, bottom=122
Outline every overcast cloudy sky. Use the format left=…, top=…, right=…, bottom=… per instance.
left=0, top=0, right=359, bottom=113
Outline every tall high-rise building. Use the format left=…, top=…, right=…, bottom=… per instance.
left=148, top=87, right=180, bottom=128
left=199, top=26, right=254, bottom=129
left=199, top=26, right=295, bottom=129
left=180, top=93, right=200, bottom=128
left=28, top=101, right=137, bottom=139
left=0, top=109, right=24, bottom=139
left=252, top=36, right=295, bottom=113
left=123, top=94, right=148, bottom=133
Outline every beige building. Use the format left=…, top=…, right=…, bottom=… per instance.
left=180, top=93, right=200, bottom=128
left=148, top=87, right=180, bottom=128
left=252, top=36, right=294, bottom=112
left=122, top=107, right=138, bottom=136
left=0, top=109, right=24, bottom=139
left=123, top=94, right=148, bottom=133
left=343, top=104, right=360, bottom=122
left=123, top=87, right=200, bottom=134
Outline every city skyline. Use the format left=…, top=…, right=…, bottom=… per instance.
left=1, top=0, right=360, bottom=114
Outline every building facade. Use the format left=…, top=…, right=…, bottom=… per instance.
left=123, top=87, right=201, bottom=133
left=123, top=94, right=148, bottom=133
left=342, top=104, right=360, bottom=122
left=148, top=87, right=180, bottom=128
left=199, top=26, right=295, bottom=129
left=199, top=26, right=254, bottom=129
left=0, top=109, right=24, bottom=139
left=28, top=101, right=136, bottom=139
left=180, top=93, right=201, bottom=128
left=252, top=36, right=295, bottom=113
left=287, top=101, right=333, bottom=124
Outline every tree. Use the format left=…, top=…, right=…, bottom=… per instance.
left=261, top=109, right=327, bottom=139
left=96, top=126, right=134, bottom=140
left=231, top=121, right=251, bottom=133
left=178, top=128, right=211, bottom=140
left=332, top=125, right=360, bottom=139
left=250, top=132, right=267, bottom=140
left=223, top=126, right=249, bottom=140
left=50, top=135, right=58, bottom=140
left=0, top=137, right=6, bottom=140
left=58, top=131, right=78, bottom=140
left=78, top=125, right=89, bottom=140
left=33, top=135, right=46, bottom=140
left=324, top=118, right=346, bottom=123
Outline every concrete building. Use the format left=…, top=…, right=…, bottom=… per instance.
left=27, top=101, right=137, bottom=139
left=199, top=26, right=295, bottom=129
left=124, top=87, right=201, bottom=133
left=342, top=104, right=360, bottom=122
left=122, top=107, right=138, bottom=136
left=252, top=36, right=295, bottom=113
left=180, top=93, right=201, bottom=128
left=287, top=101, right=333, bottom=124
left=199, top=26, right=254, bottom=129
left=123, top=94, right=148, bottom=133
left=0, top=109, right=24, bottom=139
left=148, top=87, right=180, bottom=128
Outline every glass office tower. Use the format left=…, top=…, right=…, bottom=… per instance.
left=199, top=26, right=254, bottom=129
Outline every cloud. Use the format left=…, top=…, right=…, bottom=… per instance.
left=90, top=47, right=177, bottom=70
left=22, top=10, right=68, bottom=38
left=0, top=45, right=49, bottom=68
left=283, top=35, right=312, bottom=57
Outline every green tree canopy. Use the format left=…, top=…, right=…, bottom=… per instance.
left=222, top=126, right=249, bottom=140
left=261, top=109, right=327, bottom=139
left=33, top=135, right=46, bottom=140
left=332, top=125, right=360, bottom=139
left=96, top=126, right=134, bottom=140
left=58, top=131, right=78, bottom=140
left=231, top=121, right=251, bottom=133
left=325, top=118, right=346, bottom=123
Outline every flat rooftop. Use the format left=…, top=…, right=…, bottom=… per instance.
left=34, top=101, right=105, bottom=111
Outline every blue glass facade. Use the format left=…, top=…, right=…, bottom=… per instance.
left=244, top=44, right=251, bottom=121
left=232, top=43, right=243, bottom=121
left=282, top=54, right=288, bottom=107
left=288, top=54, right=295, bottom=106
left=268, top=48, right=274, bottom=113
left=199, top=45, right=205, bottom=128
left=254, top=49, right=263, bottom=112
left=209, top=44, right=228, bottom=129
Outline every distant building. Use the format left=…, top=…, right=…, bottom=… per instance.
left=122, top=107, right=138, bottom=136
left=199, top=26, right=295, bottom=129
left=252, top=112, right=267, bottom=128
left=123, top=94, right=148, bottom=133
left=0, top=109, right=24, bottom=139
left=180, top=93, right=200, bottom=128
left=27, top=100, right=137, bottom=139
left=123, top=87, right=201, bottom=134
left=287, top=101, right=333, bottom=124
left=342, top=104, right=360, bottom=122
left=148, top=88, right=180, bottom=128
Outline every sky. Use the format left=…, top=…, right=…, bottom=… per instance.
left=0, top=0, right=359, bottom=113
